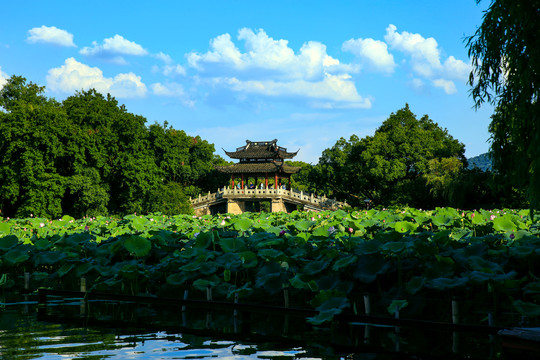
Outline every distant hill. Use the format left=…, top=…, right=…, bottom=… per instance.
left=467, top=152, right=492, bottom=171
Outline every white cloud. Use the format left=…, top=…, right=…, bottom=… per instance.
left=443, top=56, right=470, bottom=81
left=151, top=82, right=194, bottom=107
left=433, top=78, right=457, bottom=94
left=384, top=24, right=470, bottom=94
left=47, top=57, right=147, bottom=98
left=214, top=73, right=371, bottom=109
left=153, top=52, right=173, bottom=64
left=0, top=66, right=8, bottom=89
left=80, top=35, right=147, bottom=63
left=342, top=37, right=395, bottom=74
left=27, top=25, right=76, bottom=47
left=162, top=64, right=186, bottom=77
left=187, top=28, right=368, bottom=108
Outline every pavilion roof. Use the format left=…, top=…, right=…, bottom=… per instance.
left=223, top=139, right=299, bottom=160
left=215, top=162, right=300, bottom=174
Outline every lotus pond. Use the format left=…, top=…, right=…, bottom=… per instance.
left=1, top=207, right=540, bottom=327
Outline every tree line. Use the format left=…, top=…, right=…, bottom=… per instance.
left=289, top=105, right=526, bottom=210
left=0, top=76, right=228, bottom=219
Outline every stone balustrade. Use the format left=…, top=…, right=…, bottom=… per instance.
left=190, top=186, right=348, bottom=211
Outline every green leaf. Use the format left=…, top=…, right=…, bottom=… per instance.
left=394, top=221, right=418, bottom=233
left=0, top=222, right=11, bottom=234
left=387, top=299, right=408, bottom=315
left=492, top=215, right=517, bottom=232
left=331, top=255, right=358, bottom=271
left=55, top=263, right=75, bottom=278
left=0, top=235, right=18, bottom=251
left=234, top=218, right=253, bottom=232
left=124, top=235, right=152, bottom=257
left=406, top=276, right=425, bottom=295
left=303, top=260, right=328, bottom=275
left=294, top=220, right=315, bottom=232
left=3, top=248, right=29, bottom=265
left=194, top=231, right=213, bottom=249
left=513, top=300, right=540, bottom=317
left=219, top=237, right=247, bottom=252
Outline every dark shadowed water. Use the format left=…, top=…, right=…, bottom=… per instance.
left=0, top=294, right=535, bottom=359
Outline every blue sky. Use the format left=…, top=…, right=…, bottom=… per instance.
left=0, top=0, right=494, bottom=164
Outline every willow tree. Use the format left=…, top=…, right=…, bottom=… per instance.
left=467, top=0, right=540, bottom=209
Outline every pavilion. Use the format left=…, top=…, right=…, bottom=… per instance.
left=215, top=139, right=300, bottom=189
left=190, top=139, right=348, bottom=215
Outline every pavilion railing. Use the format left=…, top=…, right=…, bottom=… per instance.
left=190, top=186, right=348, bottom=210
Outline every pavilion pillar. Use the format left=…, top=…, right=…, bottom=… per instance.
left=275, top=173, right=278, bottom=189
left=241, top=173, right=244, bottom=189
left=231, top=175, right=235, bottom=188
left=265, top=173, right=268, bottom=189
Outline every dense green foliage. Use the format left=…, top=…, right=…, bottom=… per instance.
left=467, top=0, right=540, bottom=209
left=1, top=209, right=540, bottom=326
left=306, top=105, right=466, bottom=208
left=0, top=76, right=228, bottom=218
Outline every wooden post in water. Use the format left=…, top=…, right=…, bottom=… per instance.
left=283, top=289, right=289, bottom=308
left=24, top=272, right=30, bottom=290
left=80, top=277, right=87, bottom=293
left=182, top=289, right=189, bottom=312
left=206, top=286, right=213, bottom=301
left=451, top=299, right=459, bottom=324
left=363, top=294, right=371, bottom=316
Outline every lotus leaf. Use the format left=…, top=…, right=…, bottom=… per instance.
left=254, top=237, right=284, bottom=248
left=467, top=256, right=503, bottom=273
left=218, top=237, right=247, bottom=252
left=124, top=235, right=152, bottom=257
left=0, top=222, right=11, bottom=234
left=234, top=218, right=253, bottom=233
left=238, top=251, right=258, bottom=268
left=294, top=220, right=315, bottom=232
left=302, top=260, right=328, bottom=275
left=193, top=278, right=218, bottom=291
left=394, top=221, right=418, bottom=233
left=353, top=255, right=391, bottom=284
left=33, top=238, right=52, bottom=251
left=354, top=240, right=382, bottom=255
left=3, top=248, right=29, bottom=265
left=194, top=231, right=213, bottom=249
left=307, top=308, right=343, bottom=325
left=311, top=226, right=330, bottom=237
left=493, top=215, right=517, bottom=232
left=75, top=262, right=94, bottom=277
left=258, top=248, right=284, bottom=260
left=0, top=235, right=18, bottom=250
left=55, top=263, right=75, bottom=278
left=215, top=252, right=242, bottom=270
left=513, top=300, right=540, bottom=317
left=387, top=299, right=408, bottom=315
left=166, top=272, right=191, bottom=286
left=427, top=277, right=468, bottom=290
left=405, top=276, right=425, bottom=295
left=32, top=251, right=67, bottom=266
left=331, top=255, right=358, bottom=271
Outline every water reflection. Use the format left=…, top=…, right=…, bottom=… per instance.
left=0, top=294, right=532, bottom=359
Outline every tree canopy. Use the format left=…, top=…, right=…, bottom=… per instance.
left=0, top=76, right=227, bottom=218
left=467, top=0, right=540, bottom=209
left=309, top=105, right=466, bottom=208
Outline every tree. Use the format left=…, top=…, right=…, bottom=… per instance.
left=0, top=76, right=224, bottom=218
left=0, top=76, right=69, bottom=218
left=467, top=0, right=540, bottom=209
left=315, top=105, right=466, bottom=208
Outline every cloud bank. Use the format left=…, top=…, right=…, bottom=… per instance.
left=46, top=57, right=147, bottom=98
left=186, top=28, right=370, bottom=109
left=27, top=25, right=76, bottom=47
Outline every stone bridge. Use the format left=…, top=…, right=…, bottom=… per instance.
left=191, top=187, right=348, bottom=215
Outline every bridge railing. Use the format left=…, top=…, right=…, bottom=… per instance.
left=190, top=186, right=348, bottom=210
